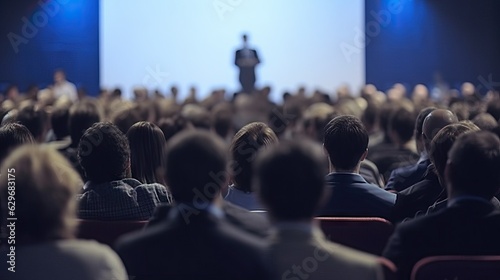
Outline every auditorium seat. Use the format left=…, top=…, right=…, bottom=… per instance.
left=315, top=217, right=394, bottom=255
left=411, top=255, right=500, bottom=280
left=76, top=219, right=147, bottom=246
left=380, top=257, right=397, bottom=280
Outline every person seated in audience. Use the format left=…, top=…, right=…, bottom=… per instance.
left=472, top=112, right=497, bottom=131
left=16, top=102, right=48, bottom=143
left=211, top=102, right=234, bottom=141
left=370, top=105, right=420, bottom=181
left=0, top=146, right=127, bottom=280
left=110, top=105, right=142, bottom=135
left=319, top=115, right=396, bottom=220
left=116, top=130, right=270, bottom=280
left=392, top=122, right=479, bottom=222
left=46, top=104, right=71, bottom=149
left=77, top=122, right=169, bottom=221
left=0, top=123, right=35, bottom=166
left=60, top=100, right=102, bottom=180
left=255, top=140, right=384, bottom=280
left=385, top=107, right=437, bottom=191
left=224, top=122, right=278, bottom=210
left=126, top=121, right=169, bottom=189
left=383, top=131, right=500, bottom=280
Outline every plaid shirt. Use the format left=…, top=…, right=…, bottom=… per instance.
left=77, top=178, right=171, bottom=221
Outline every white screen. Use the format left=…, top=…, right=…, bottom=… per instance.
left=100, top=0, right=364, bottom=101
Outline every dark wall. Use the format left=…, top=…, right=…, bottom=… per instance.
left=0, top=0, right=99, bottom=95
left=365, top=0, right=500, bottom=94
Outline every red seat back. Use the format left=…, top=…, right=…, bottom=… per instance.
left=76, top=219, right=148, bottom=246
left=315, top=217, right=394, bottom=255
left=411, top=255, right=500, bottom=280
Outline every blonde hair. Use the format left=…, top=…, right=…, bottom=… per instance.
left=0, top=145, right=82, bottom=242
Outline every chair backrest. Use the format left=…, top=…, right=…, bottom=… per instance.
left=315, top=217, right=394, bottom=255
left=380, top=257, right=397, bottom=280
left=76, top=219, right=148, bottom=246
left=411, top=255, right=500, bottom=280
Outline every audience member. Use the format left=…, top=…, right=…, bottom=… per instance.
left=126, top=121, right=169, bottom=189
left=16, top=102, right=48, bottom=143
left=392, top=122, right=479, bottom=222
left=116, top=130, right=270, bottom=280
left=0, top=123, right=35, bottom=165
left=472, top=112, right=497, bottom=131
left=384, top=131, right=500, bottom=279
left=77, top=122, right=169, bottom=220
left=370, top=106, right=419, bottom=180
left=0, top=146, right=127, bottom=280
left=319, top=115, right=396, bottom=219
left=385, top=107, right=436, bottom=191
left=255, top=140, right=383, bottom=280
left=225, top=122, right=278, bottom=210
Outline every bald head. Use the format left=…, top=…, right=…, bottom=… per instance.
left=422, top=109, right=458, bottom=152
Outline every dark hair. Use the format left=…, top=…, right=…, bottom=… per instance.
left=324, top=115, right=368, bottom=171
left=389, top=107, right=416, bottom=144
left=68, top=100, right=101, bottom=146
left=111, top=107, right=142, bottom=135
left=17, top=104, right=47, bottom=141
left=447, top=131, right=500, bottom=198
left=486, top=99, right=500, bottom=121
left=212, top=104, right=233, bottom=139
left=472, top=113, right=498, bottom=131
left=157, top=115, right=191, bottom=142
left=229, top=122, right=278, bottom=192
left=255, top=141, right=326, bottom=221
left=51, top=105, right=70, bottom=140
left=0, top=123, right=35, bottom=164
left=127, top=121, right=167, bottom=185
left=165, top=130, right=227, bottom=203
left=430, top=123, right=479, bottom=177
left=361, top=101, right=380, bottom=131
left=415, top=107, right=437, bottom=138
left=78, top=122, right=130, bottom=183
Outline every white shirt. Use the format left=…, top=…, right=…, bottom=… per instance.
left=53, top=80, right=78, bottom=102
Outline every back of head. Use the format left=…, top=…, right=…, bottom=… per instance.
left=487, top=99, right=500, bottom=121
left=230, top=122, right=278, bottom=192
left=388, top=106, right=416, bottom=145
left=69, top=100, right=101, bottom=146
left=0, top=146, right=82, bottom=243
left=181, top=104, right=211, bottom=129
left=255, top=140, right=327, bottom=221
left=430, top=122, right=479, bottom=178
left=78, top=122, right=130, bottom=183
left=51, top=105, right=70, bottom=140
left=0, top=123, right=35, bottom=164
left=414, top=107, right=437, bottom=153
left=472, top=113, right=497, bottom=131
left=110, top=106, right=142, bottom=135
left=211, top=103, right=234, bottom=139
left=447, top=131, right=500, bottom=198
left=422, top=109, right=458, bottom=151
left=302, top=103, right=337, bottom=142
left=165, top=130, right=227, bottom=203
left=17, top=103, right=47, bottom=142
left=157, top=115, right=191, bottom=142
left=324, top=115, right=368, bottom=171
left=126, top=121, right=167, bottom=184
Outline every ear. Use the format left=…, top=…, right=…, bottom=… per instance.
left=444, top=160, right=454, bottom=195
left=360, top=149, right=368, bottom=162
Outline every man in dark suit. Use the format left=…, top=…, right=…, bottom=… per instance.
left=255, top=141, right=383, bottom=280
left=319, top=115, right=396, bottom=220
left=385, top=107, right=436, bottom=191
left=383, top=131, right=500, bottom=279
left=116, top=131, right=270, bottom=280
left=235, top=34, right=260, bottom=94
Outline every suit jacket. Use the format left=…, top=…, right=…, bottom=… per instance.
left=235, top=48, right=260, bottom=83
left=385, top=158, right=431, bottom=192
left=368, top=143, right=420, bottom=182
left=116, top=207, right=270, bottom=280
left=268, top=226, right=383, bottom=280
left=148, top=200, right=270, bottom=237
left=383, top=199, right=500, bottom=280
left=319, top=173, right=396, bottom=220
left=391, top=165, right=444, bottom=223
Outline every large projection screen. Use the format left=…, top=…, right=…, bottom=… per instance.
left=100, top=0, right=364, bottom=101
